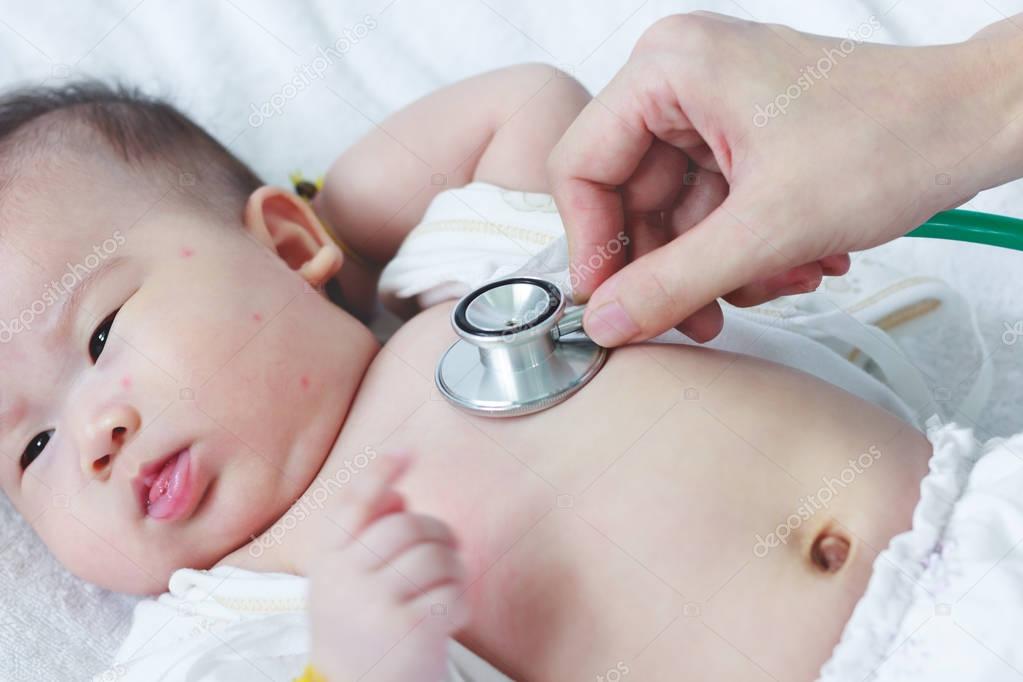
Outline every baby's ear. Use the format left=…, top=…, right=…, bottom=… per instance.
left=243, top=186, right=343, bottom=287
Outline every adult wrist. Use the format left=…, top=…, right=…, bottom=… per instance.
left=973, top=19, right=1023, bottom=191
left=937, top=19, right=1023, bottom=204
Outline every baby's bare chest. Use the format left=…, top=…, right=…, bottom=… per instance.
left=341, top=301, right=926, bottom=680
left=338, top=306, right=790, bottom=677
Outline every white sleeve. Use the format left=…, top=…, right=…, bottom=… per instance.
left=95, top=567, right=509, bottom=682
left=377, top=182, right=569, bottom=314
left=446, top=639, right=515, bottom=681
left=93, top=600, right=309, bottom=681
left=94, top=567, right=310, bottom=682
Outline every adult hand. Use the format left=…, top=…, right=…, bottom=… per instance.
left=548, top=11, right=1023, bottom=345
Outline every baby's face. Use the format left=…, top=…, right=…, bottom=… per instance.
left=0, top=152, right=376, bottom=594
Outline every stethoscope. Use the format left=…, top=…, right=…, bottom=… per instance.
left=436, top=276, right=605, bottom=417
left=436, top=208, right=1023, bottom=417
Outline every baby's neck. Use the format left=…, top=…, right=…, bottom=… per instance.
left=209, top=418, right=377, bottom=577
left=209, top=326, right=387, bottom=577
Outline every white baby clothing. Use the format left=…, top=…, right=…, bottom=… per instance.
left=95, top=565, right=511, bottom=681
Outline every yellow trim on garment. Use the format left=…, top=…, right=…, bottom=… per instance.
left=409, top=219, right=556, bottom=246
left=289, top=171, right=373, bottom=270
left=292, top=663, right=329, bottom=682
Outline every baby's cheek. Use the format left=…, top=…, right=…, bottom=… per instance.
left=256, top=324, right=328, bottom=409
left=262, top=359, right=314, bottom=399
left=195, top=364, right=267, bottom=433
left=35, top=507, right=158, bottom=593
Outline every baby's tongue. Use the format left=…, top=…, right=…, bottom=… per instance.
left=148, top=452, right=183, bottom=506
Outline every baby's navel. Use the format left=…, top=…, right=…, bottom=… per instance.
left=811, top=532, right=851, bottom=573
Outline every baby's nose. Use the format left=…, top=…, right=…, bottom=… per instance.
left=80, top=404, right=141, bottom=479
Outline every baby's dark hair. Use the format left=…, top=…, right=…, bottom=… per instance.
left=0, top=78, right=262, bottom=224
left=0, top=79, right=350, bottom=309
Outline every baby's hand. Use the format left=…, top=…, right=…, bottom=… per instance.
left=306, top=451, right=470, bottom=682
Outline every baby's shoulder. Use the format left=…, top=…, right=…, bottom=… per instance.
left=374, top=301, right=459, bottom=377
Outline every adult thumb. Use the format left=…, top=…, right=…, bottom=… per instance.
left=582, top=199, right=782, bottom=346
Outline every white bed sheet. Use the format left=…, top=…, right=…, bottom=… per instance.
left=1, top=1, right=1022, bottom=679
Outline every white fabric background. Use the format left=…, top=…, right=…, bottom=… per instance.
left=1, top=1, right=1022, bottom=679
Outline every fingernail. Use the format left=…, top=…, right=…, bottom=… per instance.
left=585, top=300, right=640, bottom=346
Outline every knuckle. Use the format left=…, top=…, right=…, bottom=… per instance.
left=425, top=515, right=453, bottom=538
left=417, top=519, right=445, bottom=545
left=418, top=542, right=447, bottom=564
left=419, top=585, right=456, bottom=611
left=627, top=263, right=682, bottom=333
left=647, top=269, right=682, bottom=323
left=340, top=540, right=377, bottom=569
left=402, top=513, right=429, bottom=538
left=450, top=555, right=467, bottom=582
left=400, top=606, right=427, bottom=631
left=443, top=542, right=462, bottom=561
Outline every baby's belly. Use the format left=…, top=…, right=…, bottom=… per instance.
left=340, top=303, right=931, bottom=681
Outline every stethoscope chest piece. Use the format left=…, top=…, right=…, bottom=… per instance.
left=436, top=276, right=607, bottom=417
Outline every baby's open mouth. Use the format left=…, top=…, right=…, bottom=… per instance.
left=132, top=448, right=194, bottom=521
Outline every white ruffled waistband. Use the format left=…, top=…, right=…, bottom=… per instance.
left=818, top=415, right=1023, bottom=681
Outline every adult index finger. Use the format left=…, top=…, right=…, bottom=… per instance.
left=547, top=60, right=659, bottom=300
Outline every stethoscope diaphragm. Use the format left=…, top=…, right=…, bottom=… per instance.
left=435, top=276, right=607, bottom=417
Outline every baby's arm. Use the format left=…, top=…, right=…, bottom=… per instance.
left=304, top=451, right=469, bottom=682
left=311, top=63, right=589, bottom=310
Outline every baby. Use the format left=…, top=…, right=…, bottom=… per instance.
left=0, top=64, right=1019, bottom=682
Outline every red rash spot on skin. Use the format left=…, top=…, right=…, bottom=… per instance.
left=180, top=247, right=194, bottom=258
left=120, top=375, right=132, bottom=390
left=252, top=312, right=263, bottom=322
left=300, top=375, right=310, bottom=390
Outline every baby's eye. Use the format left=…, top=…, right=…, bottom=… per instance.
left=21, top=429, right=54, bottom=470
left=89, top=309, right=119, bottom=362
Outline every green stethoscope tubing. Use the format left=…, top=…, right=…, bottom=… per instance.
left=907, top=208, right=1023, bottom=251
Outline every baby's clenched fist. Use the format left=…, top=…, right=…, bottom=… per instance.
left=306, top=451, right=470, bottom=682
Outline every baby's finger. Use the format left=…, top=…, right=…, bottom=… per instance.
left=383, top=543, right=466, bottom=601
left=354, top=513, right=458, bottom=571
left=348, top=450, right=412, bottom=503
left=327, top=450, right=413, bottom=540
left=408, top=584, right=470, bottom=634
